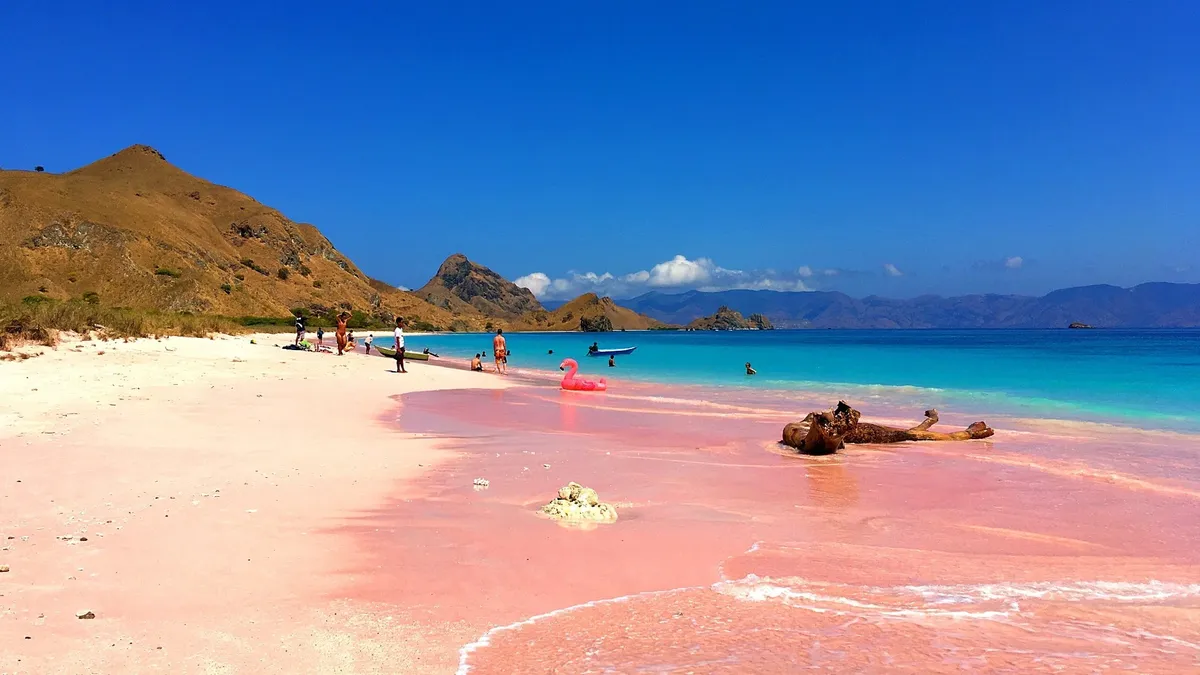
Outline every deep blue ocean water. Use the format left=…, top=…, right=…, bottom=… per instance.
left=384, top=329, right=1200, bottom=431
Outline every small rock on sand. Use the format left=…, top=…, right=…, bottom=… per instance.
left=76, top=610, right=95, bottom=619
left=472, top=478, right=490, bottom=490
left=0, top=565, right=10, bottom=573
left=541, top=482, right=617, bottom=523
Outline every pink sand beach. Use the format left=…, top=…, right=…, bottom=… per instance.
left=4, top=336, right=1200, bottom=673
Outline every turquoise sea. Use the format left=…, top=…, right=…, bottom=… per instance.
left=385, top=329, right=1200, bottom=431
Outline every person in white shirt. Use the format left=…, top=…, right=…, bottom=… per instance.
left=364, top=334, right=373, bottom=355
left=392, top=317, right=407, bottom=373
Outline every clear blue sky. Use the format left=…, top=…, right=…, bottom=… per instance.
left=2, top=1, right=1198, bottom=299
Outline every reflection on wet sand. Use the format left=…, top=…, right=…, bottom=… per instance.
left=804, top=458, right=860, bottom=508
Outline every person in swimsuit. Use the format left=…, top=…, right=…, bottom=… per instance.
left=471, top=354, right=483, bottom=372
left=492, top=328, right=507, bottom=375
left=393, top=316, right=407, bottom=373
left=316, top=326, right=324, bottom=347
left=608, top=354, right=616, bottom=368
left=745, top=362, right=757, bottom=375
left=294, top=313, right=306, bottom=346
left=335, top=312, right=350, bottom=355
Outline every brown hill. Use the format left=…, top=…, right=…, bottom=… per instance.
left=523, top=293, right=665, bottom=331
left=416, top=254, right=543, bottom=319
left=0, top=145, right=472, bottom=329
left=412, top=255, right=661, bottom=331
left=688, top=305, right=773, bottom=330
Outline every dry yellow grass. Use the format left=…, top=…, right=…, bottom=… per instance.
left=0, top=299, right=247, bottom=351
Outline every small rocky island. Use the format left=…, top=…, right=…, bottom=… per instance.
left=687, top=306, right=774, bottom=331
left=1068, top=322, right=1095, bottom=329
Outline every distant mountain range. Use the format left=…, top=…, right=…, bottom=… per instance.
left=619, top=284, right=1200, bottom=328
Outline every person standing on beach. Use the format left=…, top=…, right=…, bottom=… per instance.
left=493, top=328, right=507, bottom=375
left=364, top=334, right=373, bottom=355
left=393, top=317, right=407, bottom=373
left=294, top=313, right=306, bottom=346
left=335, top=312, right=350, bottom=355
left=316, top=326, right=324, bottom=348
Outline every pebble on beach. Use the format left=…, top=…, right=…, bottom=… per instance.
left=76, top=610, right=96, bottom=620
left=0, top=565, right=10, bottom=573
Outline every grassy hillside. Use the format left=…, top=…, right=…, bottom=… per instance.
left=1, top=146, right=663, bottom=337
left=0, top=145, right=472, bottom=329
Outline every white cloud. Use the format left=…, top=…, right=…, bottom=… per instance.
left=647, top=255, right=714, bottom=287
left=883, top=263, right=904, bottom=277
left=1004, top=256, right=1023, bottom=269
left=512, top=254, right=824, bottom=300
left=513, top=272, right=551, bottom=297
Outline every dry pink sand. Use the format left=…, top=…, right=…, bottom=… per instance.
left=1, top=334, right=508, bottom=674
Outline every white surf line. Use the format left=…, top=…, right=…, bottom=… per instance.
left=457, top=539, right=767, bottom=673
left=715, top=540, right=764, bottom=582
left=455, top=585, right=706, bottom=674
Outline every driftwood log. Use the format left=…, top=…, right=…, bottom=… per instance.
left=781, top=401, right=994, bottom=455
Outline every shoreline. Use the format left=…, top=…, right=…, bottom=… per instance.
left=365, top=330, right=1200, bottom=434
left=6, top=332, right=1200, bottom=672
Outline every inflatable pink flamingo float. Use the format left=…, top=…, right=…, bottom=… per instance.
left=559, top=358, right=607, bottom=391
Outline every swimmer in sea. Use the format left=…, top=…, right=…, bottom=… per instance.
left=609, top=354, right=616, bottom=368
left=745, top=362, right=756, bottom=375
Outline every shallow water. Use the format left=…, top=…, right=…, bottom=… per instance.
left=384, top=329, right=1200, bottom=431
left=338, top=384, right=1200, bottom=673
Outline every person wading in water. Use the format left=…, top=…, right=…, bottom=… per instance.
left=493, top=328, right=507, bottom=375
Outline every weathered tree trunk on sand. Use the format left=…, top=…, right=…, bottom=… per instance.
left=781, top=402, right=994, bottom=455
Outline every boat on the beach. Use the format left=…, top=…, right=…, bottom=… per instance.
left=374, top=346, right=431, bottom=360
left=587, top=346, right=637, bottom=357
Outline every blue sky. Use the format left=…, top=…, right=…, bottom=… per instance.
left=2, top=1, right=1198, bottom=300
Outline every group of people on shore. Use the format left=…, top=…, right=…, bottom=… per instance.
left=293, top=313, right=516, bottom=376
left=294, top=313, right=373, bottom=357
left=294, top=318, right=760, bottom=378
left=293, top=313, right=404, bottom=370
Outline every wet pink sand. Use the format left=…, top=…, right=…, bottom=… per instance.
left=341, top=383, right=1200, bottom=673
